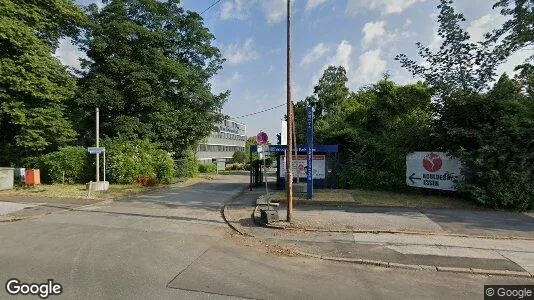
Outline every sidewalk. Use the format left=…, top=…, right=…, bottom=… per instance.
left=224, top=189, right=534, bottom=278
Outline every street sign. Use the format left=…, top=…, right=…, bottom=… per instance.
left=406, top=152, right=463, bottom=191
left=87, top=147, right=105, bottom=155
left=256, top=131, right=268, bottom=145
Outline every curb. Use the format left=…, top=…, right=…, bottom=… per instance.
left=294, top=250, right=533, bottom=278
left=264, top=222, right=534, bottom=241
left=221, top=194, right=534, bottom=279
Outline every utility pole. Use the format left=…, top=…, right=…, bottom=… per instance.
left=286, top=0, right=293, bottom=222
left=96, top=107, right=100, bottom=183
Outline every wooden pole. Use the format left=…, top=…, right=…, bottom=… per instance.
left=286, top=0, right=293, bottom=222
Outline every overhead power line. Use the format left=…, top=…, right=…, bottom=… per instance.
left=230, top=103, right=286, bottom=119
left=201, top=0, right=223, bottom=15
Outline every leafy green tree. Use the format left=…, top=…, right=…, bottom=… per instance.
left=395, top=0, right=497, bottom=101
left=75, top=0, right=226, bottom=156
left=311, top=66, right=349, bottom=118
left=439, top=74, right=534, bottom=210
left=316, top=79, right=434, bottom=190
left=232, top=150, right=246, bottom=164
left=486, top=0, right=533, bottom=62
left=245, top=136, right=258, bottom=163
left=0, top=0, right=85, bottom=164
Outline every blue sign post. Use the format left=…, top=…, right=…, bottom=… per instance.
left=306, top=105, right=313, bottom=199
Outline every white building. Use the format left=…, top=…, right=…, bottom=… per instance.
left=197, top=119, right=246, bottom=163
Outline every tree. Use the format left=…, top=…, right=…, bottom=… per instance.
left=0, top=0, right=85, bottom=164
left=486, top=0, right=533, bottom=62
left=311, top=66, right=349, bottom=118
left=232, top=150, right=246, bottom=164
left=395, top=0, right=497, bottom=102
left=438, top=74, right=534, bottom=210
left=244, top=136, right=258, bottom=163
left=75, top=0, right=226, bottom=156
left=315, top=78, right=434, bottom=190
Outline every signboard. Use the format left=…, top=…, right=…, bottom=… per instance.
left=256, top=131, right=268, bottom=145
left=280, top=155, right=325, bottom=179
left=264, top=144, right=338, bottom=153
left=87, top=147, right=105, bottom=155
left=406, top=152, right=462, bottom=191
left=216, top=159, right=226, bottom=171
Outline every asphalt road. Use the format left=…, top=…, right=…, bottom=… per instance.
left=0, top=175, right=531, bottom=300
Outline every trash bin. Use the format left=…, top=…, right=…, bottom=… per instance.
left=25, top=169, right=41, bottom=186
left=0, top=168, right=15, bottom=190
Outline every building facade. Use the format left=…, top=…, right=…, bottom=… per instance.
left=197, top=119, right=246, bottom=163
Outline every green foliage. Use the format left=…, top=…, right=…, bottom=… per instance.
left=315, top=79, right=434, bottom=191
left=311, top=66, right=349, bottom=118
left=104, top=139, right=174, bottom=184
left=395, top=0, right=498, bottom=99
left=174, top=148, right=198, bottom=178
left=75, top=0, right=226, bottom=155
left=486, top=0, right=533, bottom=62
left=198, top=163, right=216, bottom=173
left=439, top=74, right=534, bottom=210
left=24, top=147, right=91, bottom=184
left=0, top=0, right=85, bottom=164
left=245, top=136, right=259, bottom=163
left=232, top=151, right=246, bottom=164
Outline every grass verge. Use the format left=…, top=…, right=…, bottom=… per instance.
left=0, top=177, right=207, bottom=201
left=267, top=188, right=479, bottom=209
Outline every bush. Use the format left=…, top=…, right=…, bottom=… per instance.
left=104, top=139, right=175, bottom=184
left=174, top=148, right=198, bottom=178
left=198, top=163, right=217, bottom=173
left=24, top=147, right=92, bottom=184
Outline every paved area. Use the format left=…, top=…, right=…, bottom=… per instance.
left=0, top=176, right=532, bottom=300
left=225, top=189, right=534, bottom=276
left=287, top=205, right=534, bottom=238
left=0, top=201, right=35, bottom=216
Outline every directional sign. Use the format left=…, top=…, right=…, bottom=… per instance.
left=406, top=152, right=463, bottom=191
left=87, top=147, right=105, bottom=155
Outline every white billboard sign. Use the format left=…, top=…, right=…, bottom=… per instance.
left=280, top=155, right=325, bottom=179
left=406, top=152, right=463, bottom=191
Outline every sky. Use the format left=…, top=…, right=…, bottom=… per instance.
left=58, top=0, right=532, bottom=141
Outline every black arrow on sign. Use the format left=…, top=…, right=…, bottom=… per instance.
left=409, top=173, right=422, bottom=184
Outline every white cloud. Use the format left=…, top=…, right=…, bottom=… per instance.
left=404, top=19, right=413, bottom=27
left=261, top=0, right=288, bottom=24
left=220, top=0, right=255, bottom=20
left=362, top=20, right=398, bottom=49
left=352, top=49, right=387, bottom=86
left=362, top=21, right=387, bottom=47
left=467, top=13, right=504, bottom=43
left=300, top=43, right=330, bottom=67
left=54, top=38, right=86, bottom=72
left=305, top=0, right=328, bottom=11
left=329, top=40, right=353, bottom=70
left=211, top=71, right=242, bottom=93
left=347, top=0, right=426, bottom=16
left=309, top=40, right=353, bottom=92
left=222, top=38, right=259, bottom=65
